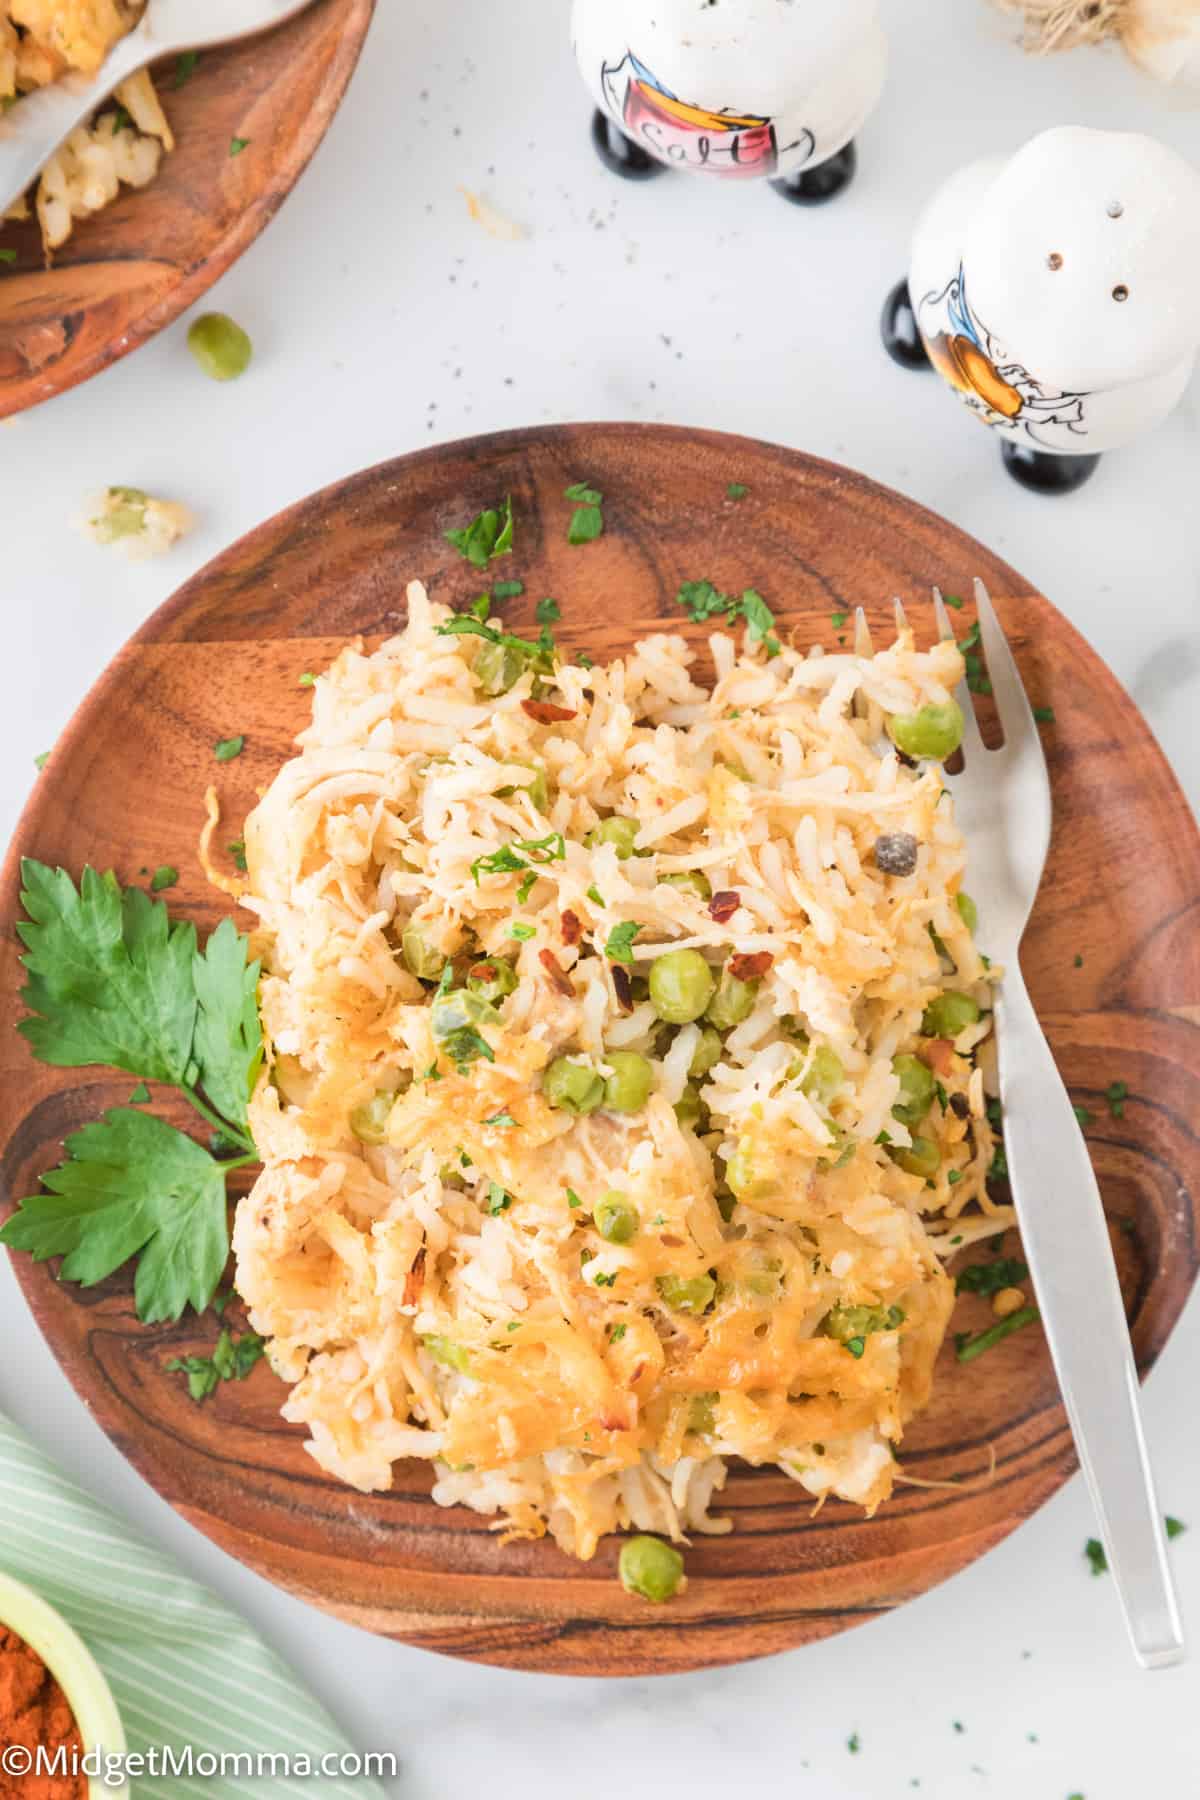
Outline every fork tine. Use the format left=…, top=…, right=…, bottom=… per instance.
left=853, top=607, right=873, bottom=658
left=932, top=587, right=956, bottom=643
left=973, top=577, right=1036, bottom=743
left=893, top=596, right=910, bottom=638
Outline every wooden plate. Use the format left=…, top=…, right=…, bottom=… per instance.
left=0, top=0, right=374, bottom=418
left=2, top=424, right=1198, bottom=1677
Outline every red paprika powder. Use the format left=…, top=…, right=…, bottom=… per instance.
left=0, top=1627, right=86, bottom=1800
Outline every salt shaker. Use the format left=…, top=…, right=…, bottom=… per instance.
left=571, top=0, right=887, bottom=206
left=882, top=126, right=1200, bottom=492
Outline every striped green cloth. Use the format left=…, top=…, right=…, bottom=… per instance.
left=0, top=1414, right=390, bottom=1798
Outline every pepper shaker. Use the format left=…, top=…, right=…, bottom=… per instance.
left=571, top=0, right=887, bottom=206
left=882, top=127, right=1200, bottom=492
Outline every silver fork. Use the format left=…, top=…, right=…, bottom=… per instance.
left=861, top=579, right=1184, bottom=1670
left=0, top=0, right=316, bottom=219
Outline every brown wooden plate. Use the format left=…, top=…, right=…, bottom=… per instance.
left=2, top=424, right=1197, bottom=1677
left=0, top=0, right=374, bottom=418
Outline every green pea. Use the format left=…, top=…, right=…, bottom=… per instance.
left=595, top=1190, right=639, bottom=1243
left=688, top=1026, right=723, bottom=1079
left=673, top=1084, right=705, bottom=1129
left=797, top=1043, right=844, bottom=1106
left=656, top=1272, right=717, bottom=1315
left=660, top=870, right=712, bottom=901
left=586, top=816, right=641, bottom=859
left=349, top=1091, right=395, bottom=1145
left=422, top=1334, right=472, bottom=1373
left=887, top=700, right=964, bottom=762
left=889, top=1135, right=940, bottom=1178
left=705, top=967, right=758, bottom=1031
left=955, top=891, right=978, bottom=934
left=431, top=988, right=500, bottom=1045
left=688, top=1392, right=718, bottom=1435
left=187, top=312, right=253, bottom=381
left=891, top=1053, right=936, bottom=1129
left=543, top=1056, right=605, bottom=1115
left=467, top=958, right=519, bottom=1004
left=603, top=1050, right=654, bottom=1114
left=649, top=949, right=716, bottom=1025
left=922, top=991, right=982, bottom=1038
left=725, top=1138, right=777, bottom=1201
left=474, top=640, right=529, bottom=696
left=618, top=1535, right=684, bottom=1604
left=498, top=763, right=549, bottom=813
left=401, top=925, right=446, bottom=981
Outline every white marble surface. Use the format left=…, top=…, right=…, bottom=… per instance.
left=2, top=1, right=1199, bottom=1794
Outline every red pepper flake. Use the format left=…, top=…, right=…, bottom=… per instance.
left=538, top=947, right=576, bottom=997
left=403, top=1246, right=426, bottom=1307
left=522, top=700, right=577, bottom=724
left=560, top=909, right=582, bottom=946
left=611, top=964, right=634, bottom=1013
left=470, top=961, right=499, bottom=984
left=708, top=890, right=741, bottom=924
left=728, top=951, right=773, bottom=982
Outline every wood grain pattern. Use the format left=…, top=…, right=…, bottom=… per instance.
left=0, top=0, right=374, bottom=418
left=1, top=424, right=1197, bottom=1677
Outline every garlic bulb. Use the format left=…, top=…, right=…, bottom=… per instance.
left=995, top=0, right=1200, bottom=88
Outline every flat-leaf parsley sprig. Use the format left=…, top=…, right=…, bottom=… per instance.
left=0, top=861, right=264, bottom=1324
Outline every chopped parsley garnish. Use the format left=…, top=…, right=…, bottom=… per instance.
left=610, top=1322, right=627, bottom=1340
left=166, top=1325, right=265, bottom=1401
left=605, top=921, right=642, bottom=964
left=988, top=1146, right=1008, bottom=1180
left=492, top=579, right=524, bottom=600
left=847, top=1734, right=860, bottom=1754
left=1073, top=953, right=1084, bottom=968
left=586, top=884, right=605, bottom=907
left=1085, top=1537, right=1108, bottom=1577
left=593, top=1270, right=618, bottom=1287
left=947, top=1169, right=963, bottom=1185
left=173, top=50, right=199, bottom=87
left=516, top=871, right=537, bottom=905
left=675, top=579, right=780, bottom=657
left=0, top=865, right=262, bottom=1323
left=952, top=1722, right=965, bottom=1735
left=229, top=136, right=250, bottom=157
left=445, top=496, right=514, bottom=569
left=484, top=1109, right=517, bottom=1128
left=33, top=750, right=50, bottom=769
left=955, top=1306, right=1038, bottom=1362
left=1073, top=1104, right=1093, bottom=1127
left=955, top=1257, right=1028, bottom=1297
left=129, top=1082, right=150, bottom=1104
left=1105, top=1080, right=1128, bottom=1119
left=149, top=866, right=178, bottom=893
left=298, top=672, right=316, bottom=687
left=228, top=839, right=248, bottom=872
left=942, top=593, right=964, bottom=610
left=536, top=596, right=561, bottom=624
left=564, top=482, right=604, bottom=545
left=831, top=610, right=848, bottom=630
left=726, top=482, right=748, bottom=501
left=0, top=248, right=18, bottom=266
left=508, top=921, right=535, bottom=940
left=1166, top=1516, right=1187, bottom=1539
left=566, top=1188, right=582, bottom=1208
left=468, top=594, right=492, bottom=620
left=471, top=832, right=566, bottom=884
left=214, top=735, right=245, bottom=762
left=439, top=1028, right=494, bottom=1069
left=1033, top=706, right=1056, bottom=723
left=486, top=1181, right=512, bottom=1214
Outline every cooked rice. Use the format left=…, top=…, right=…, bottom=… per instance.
left=232, top=581, right=1008, bottom=1558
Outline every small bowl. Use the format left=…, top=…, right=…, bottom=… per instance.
left=0, top=1571, right=127, bottom=1799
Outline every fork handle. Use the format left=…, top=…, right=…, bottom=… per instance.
left=995, top=969, right=1184, bottom=1668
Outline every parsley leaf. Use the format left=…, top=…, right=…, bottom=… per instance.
left=955, top=1306, right=1038, bottom=1362
left=191, top=918, right=263, bottom=1132
left=471, top=833, right=566, bottom=884
left=149, top=865, right=178, bottom=892
left=564, top=482, right=603, bottom=505
left=298, top=672, right=316, bottom=688
left=16, top=862, right=197, bottom=1084
left=942, top=593, right=965, bottom=610
left=726, top=482, right=748, bottom=501
left=674, top=580, right=780, bottom=656
left=229, top=136, right=250, bottom=157
left=508, top=921, right=535, bottom=940
left=1085, top=1537, right=1108, bottom=1577
left=445, top=497, right=514, bottom=569
left=955, top=1257, right=1028, bottom=1297
left=1, top=1109, right=229, bottom=1323
left=1033, top=706, right=1056, bottom=723
left=492, top=579, right=524, bottom=600
left=566, top=1188, right=582, bottom=1209
left=0, top=249, right=18, bottom=267
left=166, top=1324, right=266, bottom=1401
left=536, top=596, right=561, bottom=624
left=610, top=1322, right=627, bottom=1340
left=129, top=1082, right=150, bottom=1104
left=740, top=588, right=781, bottom=658
left=486, top=1181, right=513, bottom=1214
left=1073, top=1103, right=1093, bottom=1127
left=227, top=839, right=248, bottom=872
left=214, top=735, right=244, bottom=762
left=605, top=921, right=641, bottom=964
left=484, top=1110, right=517, bottom=1128
left=567, top=505, right=603, bottom=545
left=1105, top=1080, right=1128, bottom=1119
left=1166, top=1516, right=1187, bottom=1540
left=173, top=50, right=199, bottom=87
left=516, top=871, right=536, bottom=905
